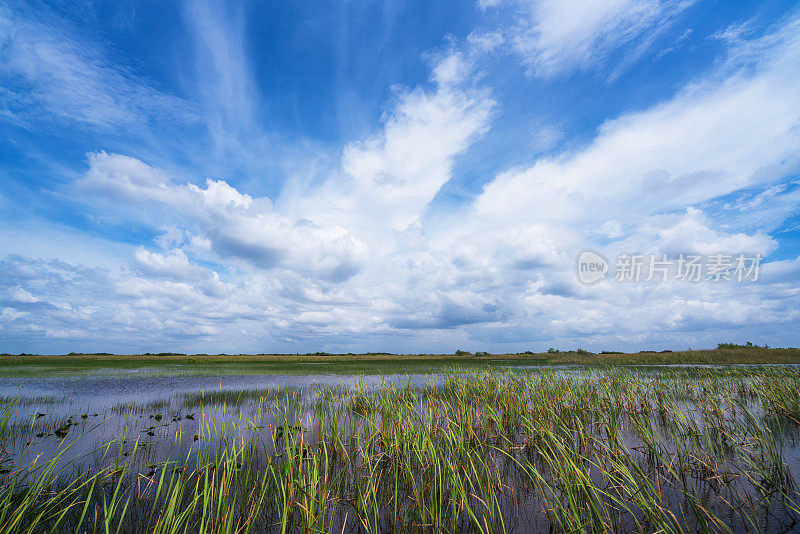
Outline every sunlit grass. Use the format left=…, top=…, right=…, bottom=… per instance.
left=0, top=367, right=799, bottom=532
left=1, top=346, right=798, bottom=378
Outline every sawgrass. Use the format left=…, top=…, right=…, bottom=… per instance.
left=0, top=367, right=799, bottom=532
left=0, top=346, right=798, bottom=377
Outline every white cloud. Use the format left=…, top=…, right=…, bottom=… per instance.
left=478, top=0, right=503, bottom=9
left=289, top=52, right=495, bottom=236
left=482, top=0, right=693, bottom=76
left=476, top=16, right=800, bottom=230
left=181, top=0, right=259, bottom=147
left=80, top=152, right=187, bottom=205
left=593, top=220, right=623, bottom=239
left=430, top=52, right=474, bottom=84
left=15, top=33, right=495, bottom=299
left=1, top=307, right=28, bottom=320
left=80, top=154, right=370, bottom=281
left=3, top=13, right=800, bottom=353
left=338, top=84, right=493, bottom=230
left=5, top=287, right=38, bottom=303
left=467, top=31, right=506, bottom=53
left=632, top=208, right=776, bottom=257
left=716, top=181, right=800, bottom=233
left=134, top=247, right=211, bottom=281
left=0, top=6, right=193, bottom=128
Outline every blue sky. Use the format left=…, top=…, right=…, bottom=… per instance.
left=1, top=0, right=799, bottom=354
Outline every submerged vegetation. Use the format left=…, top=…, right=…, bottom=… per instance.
left=0, top=367, right=799, bottom=532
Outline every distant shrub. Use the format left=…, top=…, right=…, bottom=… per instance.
left=600, top=351, right=623, bottom=354
left=575, top=348, right=590, bottom=355
left=717, top=342, right=769, bottom=349
left=546, top=348, right=560, bottom=354
left=523, top=350, right=535, bottom=355
left=475, top=351, right=491, bottom=356
left=454, top=350, right=472, bottom=356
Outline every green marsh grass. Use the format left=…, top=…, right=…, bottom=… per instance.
left=0, top=367, right=799, bottom=532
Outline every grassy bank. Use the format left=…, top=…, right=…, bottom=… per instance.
left=0, top=346, right=798, bottom=377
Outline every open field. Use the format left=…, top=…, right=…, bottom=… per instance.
left=1, top=346, right=799, bottom=377
left=1, top=364, right=800, bottom=532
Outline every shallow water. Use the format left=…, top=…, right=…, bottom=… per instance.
left=0, top=372, right=434, bottom=409
left=0, top=372, right=441, bottom=472
left=1, top=365, right=800, bottom=533
left=1, top=364, right=799, bottom=467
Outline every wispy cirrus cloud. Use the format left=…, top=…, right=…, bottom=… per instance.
left=0, top=5, right=194, bottom=129
left=181, top=0, right=260, bottom=150
left=480, top=0, right=694, bottom=76
left=476, top=13, right=800, bottom=232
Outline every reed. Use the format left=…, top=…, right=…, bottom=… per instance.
left=0, top=367, right=799, bottom=532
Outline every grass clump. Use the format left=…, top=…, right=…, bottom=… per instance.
left=0, top=367, right=799, bottom=532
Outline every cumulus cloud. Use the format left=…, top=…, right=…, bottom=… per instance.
left=133, top=248, right=230, bottom=296
left=289, top=53, right=495, bottom=236
left=80, top=152, right=370, bottom=281
left=5, top=287, right=38, bottom=303
left=2, top=11, right=800, bottom=353
left=0, top=255, right=250, bottom=351
left=630, top=208, right=777, bottom=257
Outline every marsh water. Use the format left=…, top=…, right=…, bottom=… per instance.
left=2, top=364, right=800, bottom=532
left=0, top=371, right=436, bottom=468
